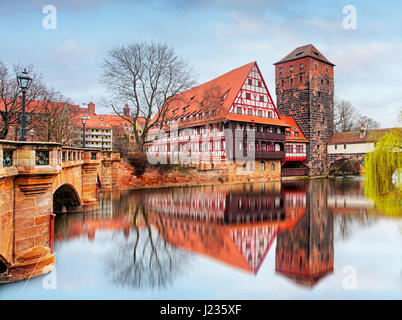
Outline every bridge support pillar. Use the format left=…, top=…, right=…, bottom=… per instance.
left=0, top=175, right=56, bottom=283
left=82, top=163, right=99, bottom=204
left=100, top=160, right=112, bottom=191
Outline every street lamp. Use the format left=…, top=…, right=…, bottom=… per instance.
left=81, top=116, right=87, bottom=148
left=17, top=69, right=33, bottom=141
left=101, top=133, right=104, bottom=151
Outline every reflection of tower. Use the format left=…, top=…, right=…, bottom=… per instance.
left=275, top=180, right=333, bottom=287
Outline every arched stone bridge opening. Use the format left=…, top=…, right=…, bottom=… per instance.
left=328, top=154, right=365, bottom=176
left=0, top=141, right=126, bottom=283
left=53, top=184, right=81, bottom=214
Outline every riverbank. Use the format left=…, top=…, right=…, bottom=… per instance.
left=110, top=161, right=329, bottom=192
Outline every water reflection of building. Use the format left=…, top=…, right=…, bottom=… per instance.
left=54, top=192, right=133, bottom=242
left=145, top=182, right=307, bottom=274
left=275, top=180, right=334, bottom=287
left=326, top=178, right=375, bottom=215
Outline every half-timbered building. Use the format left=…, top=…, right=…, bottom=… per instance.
left=146, top=61, right=303, bottom=180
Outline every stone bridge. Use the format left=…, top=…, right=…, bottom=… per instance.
left=0, top=140, right=125, bottom=283
left=327, top=153, right=366, bottom=175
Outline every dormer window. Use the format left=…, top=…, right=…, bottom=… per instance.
left=100, top=117, right=104, bottom=121
left=295, top=132, right=299, bottom=137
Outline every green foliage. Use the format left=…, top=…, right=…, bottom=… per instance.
left=364, top=129, right=402, bottom=216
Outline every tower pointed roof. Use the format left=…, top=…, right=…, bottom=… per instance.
left=274, top=44, right=335, bottom=66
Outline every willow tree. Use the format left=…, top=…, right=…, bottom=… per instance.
left=364, top=128, right=402, bottom=216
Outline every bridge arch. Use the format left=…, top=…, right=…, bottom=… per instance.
left=53, top=184, right=82, bottom=214
left=0, top=255, right=8, bottom=274
left=328, top=158, right=363, bottom=176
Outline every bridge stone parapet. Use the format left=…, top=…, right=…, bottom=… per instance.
left=0, top=140, right=124, bottom=283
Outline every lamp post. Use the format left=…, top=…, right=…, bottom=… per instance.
left=17, top=69, right=33, bottom=141
left=101, top=133, right=104, bottom=151
left=81, top=116, right=87, bottom=148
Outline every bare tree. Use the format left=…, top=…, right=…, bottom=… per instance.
left=334, top=98, right=358, bottom=132
left=31, top=90, right=77, bottom=145
left=0, top=61, right=45, bottom=140
left=334, top=97, right=381, bottom=132
left=100, top=42, right=195, bottom=152
left=354, top=115, right=380, bottom=130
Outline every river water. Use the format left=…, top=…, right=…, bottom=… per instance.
left=1, top=176, right=401, bottom=299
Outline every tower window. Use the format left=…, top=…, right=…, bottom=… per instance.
left=321, top=79, right=324, bottom=85
left=290, top=65, right=293, bottom=72
left=327, top=80, right=330, bottom=85
left=281, top=80, right=284, bottom=87
left=279, top=67, right=283, bottom=74
left=299, top=76, right=303, bottom=83
left=300, top=63, right=304, bottom=69
left=290, top=78, right=293, bottom=86
left=314, top=64, right=317, bottom=70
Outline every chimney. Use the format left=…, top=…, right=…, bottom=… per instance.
left=123, top=103, right=130, bottom=117
left=360, top=123, right=366, bottom=138
left=88, top=102, right=95, bottom=115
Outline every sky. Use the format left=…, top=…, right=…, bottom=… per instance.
left=0, top=0, right=401, bottom=128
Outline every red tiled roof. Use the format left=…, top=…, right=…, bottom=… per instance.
left=328, top=128, right=400, bottom=144
left=280, top=115, right=309, bottom=143
left=74, top=113, right=133, bottom=129
left=152, top=61, right=290, bottom=129
left=0, top=99, right=76, bottom=114
left=274, top=44, right=335, bottom=66
left=227, top=113, right=291, bottom=127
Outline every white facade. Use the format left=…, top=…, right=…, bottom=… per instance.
left=327, top=142, right=375, bottom=154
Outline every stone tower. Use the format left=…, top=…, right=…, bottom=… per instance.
left=274, top=44, right=335, bottom=176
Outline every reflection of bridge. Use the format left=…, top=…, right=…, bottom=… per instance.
left=0, top=141, right=126, bottom=283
